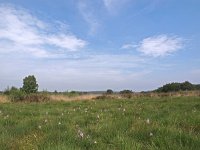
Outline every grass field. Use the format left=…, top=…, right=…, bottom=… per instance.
left=0, top=96, right=199, bottom=150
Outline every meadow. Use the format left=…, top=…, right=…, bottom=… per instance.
left=0, top=96, right=199, bottom=150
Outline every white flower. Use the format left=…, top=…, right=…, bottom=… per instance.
left=78, top=129, right=84, bottom=138
left=123, top=108, right=126, bottom=112
left=94, top=141, right=97, bottom=144
left=38, top=125, right=42, bottom=129
left=87, top=135, right=90, bottom=139
left=45, top=119, right=48, bottom=123
left=146, top=119, right=150, bottom=124
left=150, top=132, right=153, bottom=136
left=97, top=115, right=100, bottom=119
left=61, top=113, right=64, bottom=116
left=58, top=122, right=61, bottom=125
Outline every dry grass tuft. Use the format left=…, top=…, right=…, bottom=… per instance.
left=0, top=95, right=9, bottom=103
left=50, top=94, right=101, bottom=102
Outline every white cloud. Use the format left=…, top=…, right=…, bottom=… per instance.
left=0, top=4, right=87, bottom=58
left=103, top=0, right=130, bottom=14
left=121, top=43, right=138, bottom=49
left=137, top=35, right=183, bottom=57
left=0, top=53, right=149, bottom=91
left=78, top=1, right=100, bottom=35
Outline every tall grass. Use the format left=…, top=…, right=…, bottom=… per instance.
left=0, top=96, right=199, bottom=149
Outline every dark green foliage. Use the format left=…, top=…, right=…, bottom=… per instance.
left=120, top=90, right=133, bottom=94
left=22, top=75, right=38, bottom=94
left=194, top=84, right=200, bottom=90
left=181, top=81, right=194, bottom=91
left=8, top=87, right=26, bottom=102
left=156, top=81, right=199, bottom=92
left=120, top=90, right=133, bottom=99
left=106, top=89, right=113, bottom=94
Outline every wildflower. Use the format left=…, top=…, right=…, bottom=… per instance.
left=61, top=113, right=64, bottom=116
left=87, top=135, right=90, bottom=139
left=123, top=108, right=126, bottom=112
left=38, top=125, right=42, bottom=129
left=146, top=118, right=150, bottom=124
left=78, top=129, right=84, bottom=138
left=58, top=122, right=61, bottom=125
left=97, top=115, right=100, bottom=119
left=45, top=119, right=48, bottom=123
left=94, top=141, right=97, bottom=144
left=150, top=132, right=153, bottom=136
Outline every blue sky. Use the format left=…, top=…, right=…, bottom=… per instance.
left=0, top=0, right=200, bottom=91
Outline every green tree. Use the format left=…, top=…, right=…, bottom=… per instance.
left=22, top=75, right=38, bottom=94
left=180, top=81, right=194, bottom=91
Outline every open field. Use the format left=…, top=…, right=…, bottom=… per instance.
left=0, top=96, right=199, bottom=150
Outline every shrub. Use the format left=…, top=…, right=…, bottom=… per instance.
left=24, top=93, right=50, bottom=102
left=9, top=88, right=26, bottom=102
left=106, top=89, right=113, bottom=94
left=120, top=90, right=133, bottom=94
left=120, top=90, right=133, bottom=99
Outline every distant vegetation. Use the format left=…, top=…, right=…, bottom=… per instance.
left=1, top=75, right=200, bottom=102
left=106, top=89, right=113, bottom=94
left=0, top=76, right=200, bottom=149
left=155, top=81, right=200, bottom=92
left=4, top=75, right=49, bottom=102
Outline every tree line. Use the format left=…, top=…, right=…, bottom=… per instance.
left=155, top=81, right=200, bottom=93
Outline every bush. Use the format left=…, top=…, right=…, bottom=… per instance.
left=119, top=90, right=133, bottom=99
left=106, top=89, right=113, bottom=94
left=9, top=88, right=26, bottom=102
left=24, top=93, right=50, bottom=102
left=156, top=81, right=198, bottom=92
left=6, top=86, right=50, bottom=102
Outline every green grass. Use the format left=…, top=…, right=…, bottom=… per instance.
left=0, top=96, right=199, bottom=150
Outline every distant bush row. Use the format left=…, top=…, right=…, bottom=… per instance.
left=4, top=75, right=49, bottom=102
left=155, top=81, right=200, bottom=93
left=4, top=87, right=49, bottom=102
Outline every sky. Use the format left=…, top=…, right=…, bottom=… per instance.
left=0, top=0, right=200, bottom=92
